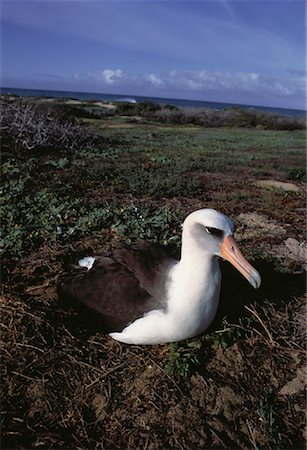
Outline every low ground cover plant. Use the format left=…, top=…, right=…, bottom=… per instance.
left=1, top=98, right=306, bottom=449
left=146, top=105, right=306, bottom=130
left=103, top=99, right=306, bottom=130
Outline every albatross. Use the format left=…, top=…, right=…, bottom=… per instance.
left=57, top=208, right=261, bottom=345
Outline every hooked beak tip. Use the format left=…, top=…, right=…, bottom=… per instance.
left=221, top=235, right=261, bottom=289
left=248, top=270, right=262, bottom=289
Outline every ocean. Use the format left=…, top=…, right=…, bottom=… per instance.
left=1, top=86, right=305, bottom=118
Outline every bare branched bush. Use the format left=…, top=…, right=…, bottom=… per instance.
left=0, top=97, right=97, bottom=151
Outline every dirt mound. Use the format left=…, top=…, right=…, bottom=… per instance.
left=93, top=102, right=117, bottom=110
left=279, top=367, right=306, bottom=396
left=237, top=213, right=306, bottom=270
left=237, top=212, right=286, bottom=240
left=256, top=179, right=301, bottom=192
left=275, top=238, right=307, bottom=271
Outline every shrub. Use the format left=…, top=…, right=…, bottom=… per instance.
left=120, top=101, right=306, bottom=130
left=0, top=97, right=97, bottom=151
left=115, top=101, right=163, bottom=116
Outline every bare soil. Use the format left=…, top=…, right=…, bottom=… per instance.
left=1, top=115, right=306, bottom=449
left=256, top=179, right=302, bottom=192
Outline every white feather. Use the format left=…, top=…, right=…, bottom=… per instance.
left=109, top=209, right=229, bottom=345
left=78, top=256, right=96, bottom=270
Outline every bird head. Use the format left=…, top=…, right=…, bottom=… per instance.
left=184, top=208, right=261, bottom=289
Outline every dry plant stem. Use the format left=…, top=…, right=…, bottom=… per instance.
left=1, top=100, right=305, bottom=449
left=244, top=305, right=276, bottom=346
left=15, top=343, right=45, bottom=353
left=246, top=419, right=258, bottom=450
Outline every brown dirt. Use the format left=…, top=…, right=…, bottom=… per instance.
left=1, top=120, right=306, bottom=449
left=1, top=237, right=306, bottom=449
left=237, top=212, right=287, bottom=240
left=274, top=238, right=307, bottom=271
left=237, top=212, right=306, bottom=270
left=256, top=179, right=302, bottom=192
left=64, top=99, right=83, bottom=105
left=93, top=102, right=117, bottom=110
left=279, top=367, right=306, bottom=396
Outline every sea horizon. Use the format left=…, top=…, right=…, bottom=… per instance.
left=1, top=86, right=306, bottom=118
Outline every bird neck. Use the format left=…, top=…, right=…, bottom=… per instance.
left=180, top=223, right=213, bottom=265
left=168, top=227, right=221, bottom=335
left=179, top=244, right=220, bottom=284
left=176, top=224, right=221, bottom=292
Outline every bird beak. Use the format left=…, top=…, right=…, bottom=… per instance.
left=221, top=236, right=261, bottom=289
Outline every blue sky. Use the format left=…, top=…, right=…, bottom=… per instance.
left=1, top=0, right=306, bottom=109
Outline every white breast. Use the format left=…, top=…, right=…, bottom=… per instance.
left=109, top=258, right=221, bottom=345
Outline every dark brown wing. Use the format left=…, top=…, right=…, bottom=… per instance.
left=57, top=241, right=175, bottom=333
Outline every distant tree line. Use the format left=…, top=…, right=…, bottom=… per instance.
left=115, top=101, right=306, bottom=130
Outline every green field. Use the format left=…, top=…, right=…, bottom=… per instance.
left=1, top=98, right=306, bottom=449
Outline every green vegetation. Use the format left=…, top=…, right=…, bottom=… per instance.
left=80, top=99, right=306, bottom=130
left=1, top=96, right=306, bottom=450
left=165, top=341, right=202, bottom=378
left=288, top=167, right=306, bottom=182
left=2, top=104, right=305, bottom=260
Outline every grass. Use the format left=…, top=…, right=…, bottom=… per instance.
left=1, top=98, right=306, bottom=449
left=2, top=124, right=305, bottom=259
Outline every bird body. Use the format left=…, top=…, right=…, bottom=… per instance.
left=110, top=254, right=221, bottom=344
left=57, top=208, right=261, bottom=345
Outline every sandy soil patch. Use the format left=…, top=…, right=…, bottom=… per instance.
left=279, top=366, right=307, bottom=396
left=274, top=238, right=307, bottom=270
left=256, top=179, right=301, bottom=192
left=237, top=212, right=306, bottom=269
left=93, top=101, right=117, bottom=110
left=64, top=99, right=83, bottom=105
left=237, top=212, right=286, bottom=240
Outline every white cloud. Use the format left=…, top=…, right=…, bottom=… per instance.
left=76, top=68, right=135, bottom=89
left=166, top=70, right=301, bottom=99
left=145, top=73, right=165, bottom=88
left=89, top=69, right=127, bottom=85
left=74, top=68, right=305, bottom=108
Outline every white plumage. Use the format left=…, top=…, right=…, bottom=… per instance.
left=109, top=209, right=261, bottom=344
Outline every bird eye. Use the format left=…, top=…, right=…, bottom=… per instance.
left=205, top=227, right=223, bottom=238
